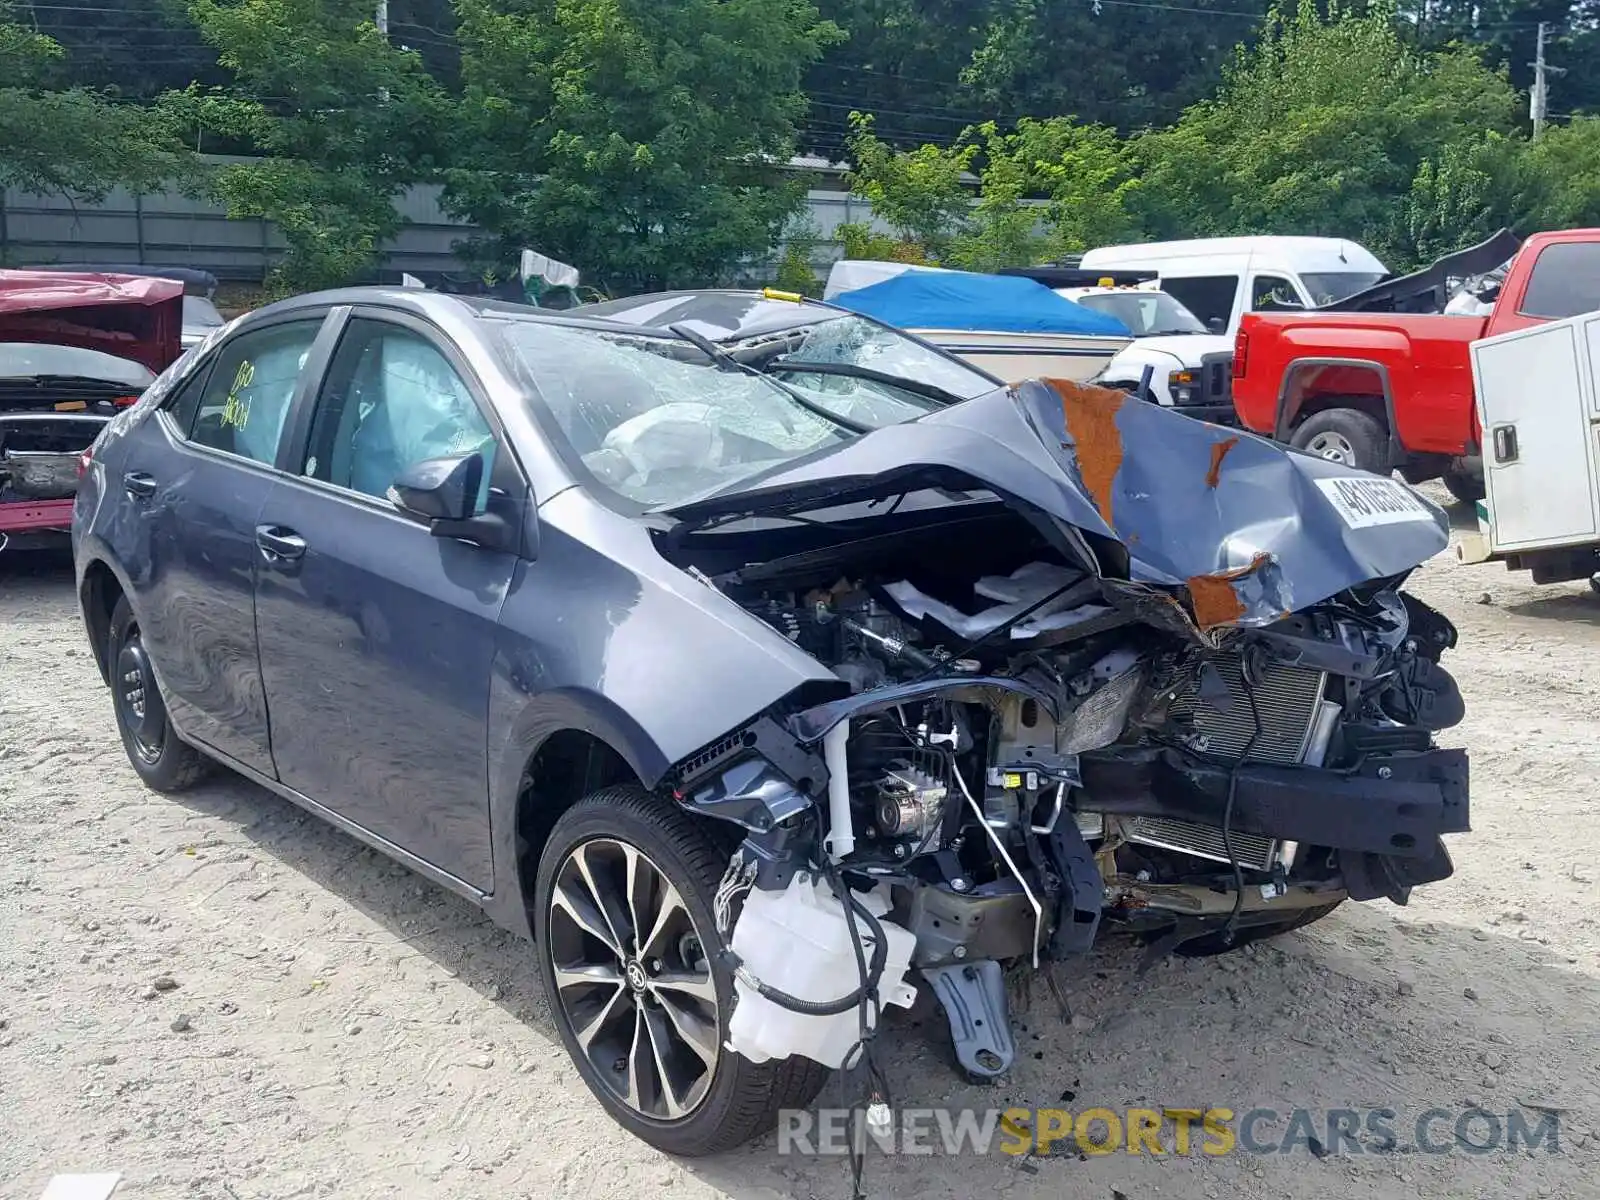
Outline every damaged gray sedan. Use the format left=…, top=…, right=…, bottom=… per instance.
left=72, top=288, right=1467, bottom=1158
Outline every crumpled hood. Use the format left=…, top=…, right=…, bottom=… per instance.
left=667, top=379, right=1448, bottom=632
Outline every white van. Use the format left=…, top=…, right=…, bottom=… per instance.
left=1079, top=237, right=1390, bottom=335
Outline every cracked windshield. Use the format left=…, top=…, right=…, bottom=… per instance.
left=754, top=314, right=995, bottom=412
left=494, top=321, right=861, bottom=507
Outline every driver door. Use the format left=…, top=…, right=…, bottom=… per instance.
left=252, top=311, right=524, bottom=891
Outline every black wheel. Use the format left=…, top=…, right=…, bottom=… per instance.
left=107, top=597, right=213, bottom=792
left=534, top=785, right=829, bottom=1156
left=1172, top=900, right=1345, bottom=958
left=1290, top=408, right=1388, bottom=473
left=1441, top=466, right=1486, bottom=504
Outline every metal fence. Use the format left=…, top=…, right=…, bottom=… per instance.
left=0, top=158, right=892, bottom=286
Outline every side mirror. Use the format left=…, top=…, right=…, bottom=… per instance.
left=1206, top=316, right=1225, bottom=334
left=388, top=453, right=483, bottom=523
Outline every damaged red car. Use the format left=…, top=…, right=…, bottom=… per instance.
left=0, top=271, right=185, bottom=550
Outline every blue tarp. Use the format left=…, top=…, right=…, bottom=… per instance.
left=831, top=269, right=1132, bottom=337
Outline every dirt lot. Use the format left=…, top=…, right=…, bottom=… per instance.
left=4, top=486, right=1599, bottom=1200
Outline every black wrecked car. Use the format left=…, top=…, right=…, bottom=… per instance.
left=71, top=286, right=1468, bottom=1156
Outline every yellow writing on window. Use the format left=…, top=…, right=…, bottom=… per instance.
left=220, top=360, right=255, bottom=429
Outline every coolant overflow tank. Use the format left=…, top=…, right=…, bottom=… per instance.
left=726, top=873, right=917, bottom=1068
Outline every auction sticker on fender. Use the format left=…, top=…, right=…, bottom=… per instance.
left=1314, top=476, right=1435, bottom=528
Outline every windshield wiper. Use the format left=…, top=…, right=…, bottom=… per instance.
left=667, top=322, right=875, bottom=436
left=1140, top=328, right=1203, bottom=337
left=0, top=374, right=138, bottom=387
left=767, top=358, right=968, bottom=406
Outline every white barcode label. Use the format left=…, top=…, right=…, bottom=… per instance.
left=1314, top=476, right=1434, bottom=528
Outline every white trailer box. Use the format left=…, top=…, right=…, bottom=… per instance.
left=1461, top=310, right=1600, bottom=583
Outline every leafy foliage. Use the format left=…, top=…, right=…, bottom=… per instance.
left=166, top=0, right=449, bottom=292
left=445, top=0, right=839, bottom=295
left=17, top=0, right=1600, bottom=290
left=844, top=112, right=973, bottom=259
left=0, top=3, right=191, bottom=201
left=772, top=217, right=824, bottom=297
left=1131, top=1, right=1524, bottom=265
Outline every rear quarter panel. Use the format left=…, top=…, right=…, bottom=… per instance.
left=1237, top=312, right=1485, bottom=454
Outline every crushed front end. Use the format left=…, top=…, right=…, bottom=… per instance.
left=657, top=379, right=1468, bottom=1083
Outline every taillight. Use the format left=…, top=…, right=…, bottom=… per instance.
left=112, top=395, right=140, bottom=408
left=77, top=446, right=94, bottom=478
left=1233, top=329, right=1249, bottom=379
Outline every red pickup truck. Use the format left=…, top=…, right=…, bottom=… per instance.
left=1231, top=228, right=1600, bottom=501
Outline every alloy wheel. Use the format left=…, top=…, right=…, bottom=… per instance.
left=547, top=837, right=720, bottom=1121
left=1304, top=430, right=1356, bottom=463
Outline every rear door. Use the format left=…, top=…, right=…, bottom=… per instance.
left=102, top=311, right=337, bottom=776
left=1472, top=317, right=1599, bottom=551
left=252, top=310, right=522, bottom=890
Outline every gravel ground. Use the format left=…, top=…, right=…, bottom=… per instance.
left=3, top=485, right=1599, bottom=1200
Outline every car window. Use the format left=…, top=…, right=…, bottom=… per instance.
left=161, top=368, right=210, bottom=436
left=182, top=295, right=226, bottom=329
left=1073, top=292, right=1206, bottom=336
left=1301, top=271, right=1386, bottom=305
left=189, top=320, right=324, bottom=466
left=1161, top=275, right=1239, bottom=329
left=1251, top=275, right=1300, bottom=310
left=303, top=319, right=497, bottom=514
left=1519, top=242, right=1600, bottom=320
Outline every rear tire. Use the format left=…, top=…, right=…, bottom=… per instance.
left=107, top=596, right=213, bottom=792
left=1172, top=900, right=1345, bottom=957
left=1441, top=466, right=1485, bottom=504
left=533, top=785, right=829, bottom=1156
left=1290, top=408, right=1388, bottom=474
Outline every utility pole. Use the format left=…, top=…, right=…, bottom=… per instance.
left=1530, top=21, right=1566, bottom=140
left=376, top=0, right=389, bottom=102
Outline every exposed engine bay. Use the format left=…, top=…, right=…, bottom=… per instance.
left=0, top=413, right=101, bottom=503
left=664, top=489, right=1468, bottom=1084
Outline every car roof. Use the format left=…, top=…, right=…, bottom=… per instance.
left=1081, top=237, right=1388, bottom=275
left=231, top=286, right=669, bottom=340
left=575, top=289, right=849, bottom=341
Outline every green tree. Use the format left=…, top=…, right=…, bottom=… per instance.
left=1134, top=1, right=1524, bottom=267
left=963, top=0, right=1275, bottom=134
left=1008, top=117, right=1142, bottom=255
left=1404, top=132, right=1528, bottom=263
left=1519, top=116, right=1600, bottom=229
left=800, top=0, right=1000, bottom=159
left=0, top=3, right=190, bottom=201
left=772, top=217, right=823, bottom=297
left=945, top=122, right=1042, bottom=272
left=843, top=113, right=1144, bottom=271
left=166, top=0, right=448, bottom=292
left=845, top=111, right=974, bottom=260
left=446, top=0, right=838, bottom=295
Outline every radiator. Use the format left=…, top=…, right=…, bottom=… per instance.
left=1121, top=815, right=1280, bottom=871
left=1168, top=657, right=1327, bottom=765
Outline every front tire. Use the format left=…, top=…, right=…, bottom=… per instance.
left=107, top=596, right=213, bottom=792
left=1290, top=408, right=1388, bottom=473
left=533, top=785, right=828, bottom=1156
